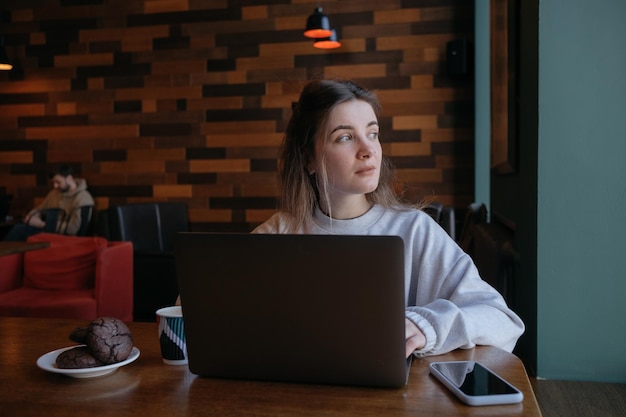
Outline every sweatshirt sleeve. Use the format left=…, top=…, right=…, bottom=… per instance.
left=404, top=216, right=525, bottom=357
left=35, top=190, right=60, bottom=212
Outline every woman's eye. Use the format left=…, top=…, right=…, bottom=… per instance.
left=368, top=131, right=379, bottom=140
left=336, top=134, right=351, bottom=142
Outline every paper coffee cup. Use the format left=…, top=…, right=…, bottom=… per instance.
left=156, top=306, right=188, bottom=365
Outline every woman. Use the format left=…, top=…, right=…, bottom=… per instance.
left=253, top=79, right=524, bottom=358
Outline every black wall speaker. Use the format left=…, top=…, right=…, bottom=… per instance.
left=446, top=39, right=472, bottom=76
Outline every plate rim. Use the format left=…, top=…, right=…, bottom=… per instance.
left=36, top=345, right=140, bottom=377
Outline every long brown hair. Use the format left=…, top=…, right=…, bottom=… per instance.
left=278, top=79, right=401, bottom=231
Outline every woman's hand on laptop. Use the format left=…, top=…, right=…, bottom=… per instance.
left=405, top=319, right=425, bottom=357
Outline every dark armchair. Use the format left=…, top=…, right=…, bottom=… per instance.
left=423, top=202, right=456, bottom=240
left=98, top=202, right=189, bottom=322
left=43, top=205, right=95, bottom=236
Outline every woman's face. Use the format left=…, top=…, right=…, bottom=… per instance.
left=312, top=99, right=382, bottom=203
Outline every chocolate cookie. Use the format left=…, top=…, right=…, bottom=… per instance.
left=56, top=346, right=103, bottom=369
left=69, top=326, right=88, bottom=344
left=85, top=317, right=134, bottom=364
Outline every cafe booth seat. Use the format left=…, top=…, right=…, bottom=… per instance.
left=42, top=205, right=95, bottom=236
left=0, top=233, right=133, bottom=321
left=97, top=202, right=188, bottom=322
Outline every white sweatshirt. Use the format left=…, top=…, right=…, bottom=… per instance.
left=252, top=204, right=525, bottom=357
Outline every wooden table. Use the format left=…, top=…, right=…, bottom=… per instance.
left=0, top=317, right=542, bottom=417
left=0, top=241, right=50, bottom=256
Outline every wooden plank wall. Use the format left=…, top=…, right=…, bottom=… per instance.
left=0, top=0, right=474, bottom=232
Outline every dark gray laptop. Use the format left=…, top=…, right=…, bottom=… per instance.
left=174, top=233, right=409, bottom=388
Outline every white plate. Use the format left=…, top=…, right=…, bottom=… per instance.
left=37, top=345, right=140, bottom=378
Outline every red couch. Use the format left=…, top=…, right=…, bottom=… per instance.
left=0, top=233, right=133, bottom=321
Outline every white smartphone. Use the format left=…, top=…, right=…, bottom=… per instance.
left=429, top=361, right=524, bottom=406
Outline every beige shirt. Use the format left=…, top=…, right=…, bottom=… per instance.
left=33, top=178, right=95, bottom=235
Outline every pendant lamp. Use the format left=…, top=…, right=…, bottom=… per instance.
left=304, top=7, right=332, bottom=39
left=0, top=37, right=12, bottom=71
left=313, top=28, right=341, bottom=49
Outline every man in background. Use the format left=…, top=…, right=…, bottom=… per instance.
left=3, top=164, right=94, bottom=241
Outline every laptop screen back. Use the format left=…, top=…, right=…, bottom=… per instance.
left=175, top=233, right=408, bottom=388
